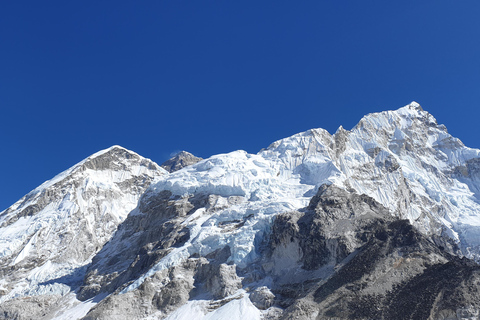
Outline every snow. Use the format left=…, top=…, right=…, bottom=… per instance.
left=159, top=300, right=206, bottom=320
left=162, top=291, right=261, bottom=320
left=203, top=294, right=261, bottom=320
left=50, top=292, right=108, bottom=320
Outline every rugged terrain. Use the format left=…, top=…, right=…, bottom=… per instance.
left=1, top=102, right=480, bottom=319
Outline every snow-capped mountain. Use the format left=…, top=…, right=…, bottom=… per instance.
left=1, top=102, right=480, bottom=319
left=0, top=147, right=166, bottom=309
left=260, top=102, right=480, bottom=258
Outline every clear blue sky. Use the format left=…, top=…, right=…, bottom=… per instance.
left=1, top=1, right=480, bottom=211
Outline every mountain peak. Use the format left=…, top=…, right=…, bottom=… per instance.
left=0, top=144, right=166, bottom=306
left=161, top=151, right=203, bottom=173
left=335, top=125, right=348, bottom=134
left=352, top=101, right=437, bottom=134
left=391, top=101, right=423, bottom=113
left=87, top=145, right=136, bottom=161
left=80, top=145, right=165, bottom=173
left=407, top=100, right=423, bottom=111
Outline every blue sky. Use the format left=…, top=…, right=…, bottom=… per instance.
left=1, top=1, right=480, bottom=211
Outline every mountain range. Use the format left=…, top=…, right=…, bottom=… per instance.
left=1, top=102, right=480, bottom=319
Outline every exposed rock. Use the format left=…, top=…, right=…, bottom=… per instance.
left=249, top=286, right=275, bottom=310
left=0, top=295, right=61, bottom=320
left=263, top=184, right=480, bottom=320
left=3, top=104, right=480, bottom=319
left=78, top=191, right=245, bottom=316
left=78, top=190, right=198, bottom=300
left=201, top=263, right=242, bottom=300
left=82, top=245, right=244, bottom=319
left=160, top=151, right=203, bottom=173
left=82, top=260, right=197, bottom=320
left=268, top=184, right=393, bottom=274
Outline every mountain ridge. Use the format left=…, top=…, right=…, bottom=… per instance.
left=0, top=145, right=166, bottom=310
left=1, top=102, right=480, bottom=319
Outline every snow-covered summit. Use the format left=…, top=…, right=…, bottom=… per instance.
left=9, top=146, right=164, bottom=201
left=398, top=100, right=423, bottom=111
left=287, top=103, right=480, bottom=254
left=0, top=145, right=166, bottom=303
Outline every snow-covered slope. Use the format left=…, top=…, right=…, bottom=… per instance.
left=2, top=102, right=480, bottom=320
left=0, top=146, right=166, bottom=304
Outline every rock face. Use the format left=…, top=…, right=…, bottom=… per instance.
left=2, top=103, right=480, bottom=319
left=265, top=185, right=480, bottom=319
left=160, top=151, right=203, bottom=173
left=249, top=287, right=275, bottom=310
left=259, top=102, right=480, bottom=262
left=267, top=184, right=393, bottom=273
left=77, top=192, right=246, bottom=319
left=78, top=190, right=203, bottom=301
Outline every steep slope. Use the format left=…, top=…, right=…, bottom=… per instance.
left=79, top=185, right=480, bottom=320
left=260, top=102, right=480, bottom=259
left=0, top=146, right=166, bottom=318
left=267, top=185, right=480, bottom=319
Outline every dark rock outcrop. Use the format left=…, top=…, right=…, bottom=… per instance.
left=262, top=185, right=480, bottom=320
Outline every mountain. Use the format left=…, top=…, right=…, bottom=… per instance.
left=160, top=151, right=203, bottom=173
left=1, top=102, right=480, bottom=319
left=0, top=146, right=166, bottom=318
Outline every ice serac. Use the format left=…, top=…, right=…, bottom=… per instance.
left=0, top=146, right=166, bottom=318
left=160, top=151, right=203, bottom=173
